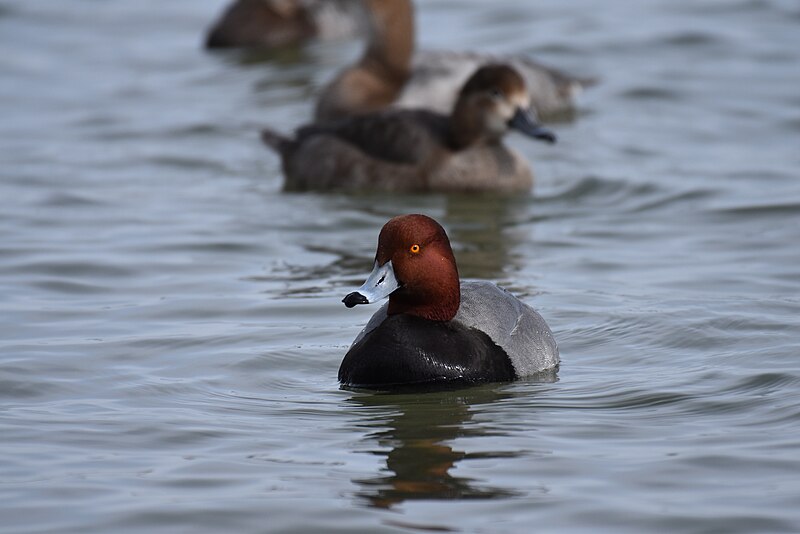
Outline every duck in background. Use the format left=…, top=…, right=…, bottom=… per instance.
left=316, top=0, right=593, bottom=122
left=339, top=214, right=559, bottom=389
left=205, top=0, right=364, bottom=49
left=261, top=64, right=556, bottom=193
left=315, top=0, right=414, bottom=121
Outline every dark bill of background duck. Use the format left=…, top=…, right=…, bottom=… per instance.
left=508, top=108, right=557, bottom=143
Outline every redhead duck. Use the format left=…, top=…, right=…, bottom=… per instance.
left=261, top=64, right=556, bottom=193
left=205, top=0, right=363, bottom=49
left=339, top=214, right=559, bottom=388
left=316, top=0, right=591, bottom=122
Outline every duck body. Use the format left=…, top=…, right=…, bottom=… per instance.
left=205, top=0, right=363, bottom=49
left=339, top=214, right=559, bottom=390
left=400, top=50, right=587, bottom=119
left=315, top=0, right=591, bottom=122
left=340, top=281, right=558, bottom=388
left=262, top=64, right=556, bottom=193
left=265, top=109, right=533, bottom=193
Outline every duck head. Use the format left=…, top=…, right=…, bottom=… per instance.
left=450, top=64, right=557, bottom=149
left=343, top=214, right=460, bottom=322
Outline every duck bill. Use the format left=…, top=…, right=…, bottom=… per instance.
left=342, top=260, right=400, bottom=308
left=508, top=108, right=557, bottom=144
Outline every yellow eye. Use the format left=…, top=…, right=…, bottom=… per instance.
left=410, top=244, right=421, bottom=254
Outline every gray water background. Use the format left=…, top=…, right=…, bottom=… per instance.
left=1, top=0, right=800, bottom=532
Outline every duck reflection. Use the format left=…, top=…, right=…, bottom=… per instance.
left=344, top=384, right=524, bottom=509
left=442, top=193, right=532, bottom=280
left=352, top=192, right=531, bottom=277
left=269, top=192, right=535, bottom=298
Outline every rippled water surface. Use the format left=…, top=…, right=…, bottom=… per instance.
left=2, top=0, right=800, bottom=532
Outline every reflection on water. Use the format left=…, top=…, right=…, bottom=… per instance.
left=443, top=194, right=532, bottom=280
left=263, top=193, right=534, bottom=298
left=345, top=385, right=524, bottom=509
left=223, top=43, right=316, bottom=67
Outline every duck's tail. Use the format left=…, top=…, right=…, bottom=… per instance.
left=260, top=128, right=292, bottom=155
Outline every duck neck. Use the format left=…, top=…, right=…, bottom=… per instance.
left=359, top=0, right=414, bottom=85
left=389, top=289, right=460, bottom=322
left=388, top=271, right=461, bottom=322
left=448, top=102, right=490, bottom=151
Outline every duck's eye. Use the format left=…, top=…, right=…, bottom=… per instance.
left=409, top=244, right=421, bottom=254
left=490, top=88, right=504, bottom=100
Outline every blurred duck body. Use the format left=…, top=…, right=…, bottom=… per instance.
left=263, top=64, right=556, bottom=193
left=316, top=0, right=591, bottom=122
left=205, top=0, right=364, bottom=49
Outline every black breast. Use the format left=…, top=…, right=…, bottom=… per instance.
left=338, top=314, right=516, bottom=389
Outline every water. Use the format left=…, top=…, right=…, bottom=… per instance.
left=1, top=0, right=800, bottom=532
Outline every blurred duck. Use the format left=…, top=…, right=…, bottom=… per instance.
left=316, top=0, right=592, bottom=122
left=261, top=64, right=556, bottom=193
left=339, top=214, right=559, bottom=388
left=205, top=0, right=364, bottom=49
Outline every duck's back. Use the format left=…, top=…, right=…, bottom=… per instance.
left=205, top=0, right=314, bottom=48
left=455, top=281, right=559, bottom=377
left=206, top=0, right=363, bottom=49
left=295, top=109, right=450, bottom=164
left=398, top=50, right=585, bottom=119
left=278, top=109, right=452, bottom=192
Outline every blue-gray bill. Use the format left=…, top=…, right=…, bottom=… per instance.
left=508, top=108, right=557, bottom=143
left=342, top=260, right=399, bottom=308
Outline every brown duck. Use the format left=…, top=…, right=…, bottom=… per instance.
left=262, top=64, right=556, bottom=193
left=316, top=0, right=592, bottom=122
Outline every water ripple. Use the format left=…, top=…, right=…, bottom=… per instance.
left=712, top=201, right=800, bottom=217
left=4, top=260, right=134, bottom=278
left=620, top=86, right=685, bottom=101
left=659, top=30, right=724, bottom=47
left=30, top=279, right=110, bottom=294
left=539, top=175, right=659, bottom=204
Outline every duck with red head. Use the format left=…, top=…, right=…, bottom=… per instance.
left=339, top=215, right=559, bottom=389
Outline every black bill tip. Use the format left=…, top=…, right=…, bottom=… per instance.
left=342, top=292, right=369, bottom=308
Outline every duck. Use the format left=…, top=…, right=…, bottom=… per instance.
left=339, top=214, right=559, bottom=389
left=261, top=64, right=556, bottom=193
left=205, top=0, right=364, bottom=49
left=316, top=0, right=592, bottom=122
